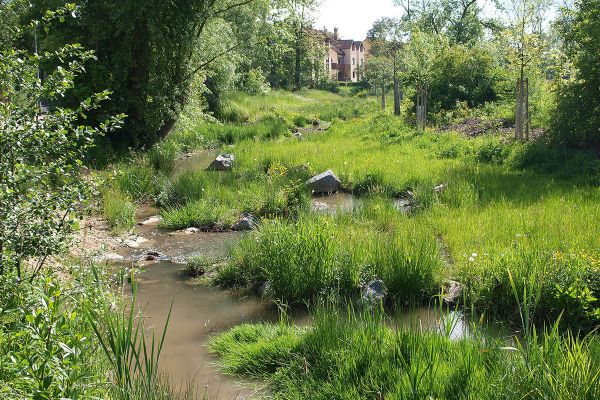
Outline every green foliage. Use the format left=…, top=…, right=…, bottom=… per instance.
left=551, top=0, right=600, bottom=148
left=185, top=255, right=217, bottom=277
left=102, top=188, right=136, bottom=232
left=221, top=214, right=443, bottom=303
left=211, top=306, right=600, bottom=400
left=0, top=274, right=101, bottom=398
left=85, top=269, right=172, bottom=397
left=0, top=28, right=122, bottom=277
left=428, top=43, right=500, bottom=113
left=113, top=159, right=163, bottom=203
left=242, top=67, right=271, bottom=95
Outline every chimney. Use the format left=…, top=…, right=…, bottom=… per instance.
left=334, top=27, right=339, bottom=40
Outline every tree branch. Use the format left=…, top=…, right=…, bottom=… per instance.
left=182, top=42, right=241, bottom=83
left=212, top=0, right=256, bottom=17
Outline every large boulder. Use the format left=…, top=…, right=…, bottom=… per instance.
left=305, top=170, right=341, bottom=194
left=231, top=213, right=257, bottom=231
left=207, top=154, right=235, bottom=171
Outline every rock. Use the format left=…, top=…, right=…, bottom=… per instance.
left=123, top=236, right=148, bottom=248
left=311, top=201, right=329, bottom=212
left=138, top=215, right=161, bottom=226
left=207, top=154, right=235, bottom=171
left=231, top=214, right=257, bottom=231
left=434, top=183, right=447, bottom=194
left=141, top=250, right=163, bottom=261
left=185, top=227, right=200, bottom=234
left=257, top=281, right=271, bottom=297
left=443, top=280, right=462, bottom=304
left=293, top=131, right=303, bottom=138
left=312, top=119, right=320, bottom=126
left=96, top=252, right=124, bottom=262
left=305, top=170, right=341, bottom=194
left=362, top=279, right=386, bottom=303
left=394, top=198, right=411, bottom=211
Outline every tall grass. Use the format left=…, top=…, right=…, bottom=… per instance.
left=219, top=213, right=444, bottom=303
left=210, top=304, right=600, bottom=400
left=102, top=188, right=136, bottom=232
left=86, top=268, right=173, bottom=398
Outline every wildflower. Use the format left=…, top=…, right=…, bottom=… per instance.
left=469, top=256, right=475, bottom=262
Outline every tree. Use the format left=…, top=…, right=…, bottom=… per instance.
left=551, top=0, right=600, bottom=148
left=395, top=0, right=496, bottom=44
left=368, top=18, right=405, bottom=116
left=500, top=0, right=550, bottom=140
left=364, top=56, right=393, bottom=111
left=25, top=0, right=257, bottom=148
left=404, top=29, right=443, bottom=128
left=0, top=9, right=122, bottom=279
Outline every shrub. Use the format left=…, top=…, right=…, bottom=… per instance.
left=472, top=137, right=510, bottom=164
left=243, top=67, right=271, bottom=95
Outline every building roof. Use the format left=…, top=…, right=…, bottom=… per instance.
left=338, top=40, right=355, bottom=49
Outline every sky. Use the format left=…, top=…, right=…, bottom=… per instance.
left=315, top=0, right=403, bottom=40
left=314, top=0, right=554, bottom=41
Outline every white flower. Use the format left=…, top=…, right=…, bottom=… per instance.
left=472, top=252, right=477, bottom=257
left=469, top=257, right=475, bottom=262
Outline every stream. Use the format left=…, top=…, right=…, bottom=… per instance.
left=105, top=149, right=502, bottom=399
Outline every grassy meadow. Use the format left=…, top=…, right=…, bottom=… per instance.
left=99, top=89, right=600, bottom=397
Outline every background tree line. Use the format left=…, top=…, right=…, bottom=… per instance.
left=1, top=0, right=598, bottom=150
left=363, top=0, right=599, bottom=148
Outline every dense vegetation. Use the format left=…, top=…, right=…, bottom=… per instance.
left=1, top=0, right=599, bottom=398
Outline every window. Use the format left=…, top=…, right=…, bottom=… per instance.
left=353, top=71, right=356, bottom=78
left=352, top=58, right=355, bottom=65
left=361, top=58, right=364, bottom=65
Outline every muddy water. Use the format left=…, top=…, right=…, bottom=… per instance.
left=173, top=149, right=219, bottom=177
left=109, top=162, right=485, bottom=398
left=129, top=260, right=280, bottom=399
left=311, top=192, right=357, bottom=214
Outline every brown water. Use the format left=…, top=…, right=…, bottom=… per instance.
left=173, top=149, right=220, bottom=177
left=129, top=260, right=280, bottom=399
left=311, top=192, right=357, bottom=214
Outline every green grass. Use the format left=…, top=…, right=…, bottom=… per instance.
left=210, top=305, right=600, bottom=400
left=102, top=188, right=136, bottom=232
left=218, top=208, right=444, bottom=303
left=102, top=90, right=600, bottom=330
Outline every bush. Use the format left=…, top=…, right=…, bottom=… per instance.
left=428, top=43, right=501, bottom=114
left=243, top=67, right=271, bottom=95
left=472, top=137, right=511, bottom=164
left=550, top=0, right=600, bottom=148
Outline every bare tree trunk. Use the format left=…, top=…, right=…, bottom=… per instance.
left=381, top=80, right=386, bottom=111
left=393, top=55, right=400, bottom=116
left=416, top=83, right=427, bottom=129
left=515, top=78, right=529, bottom=141
left=524, top=78, right=530, bottom=140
